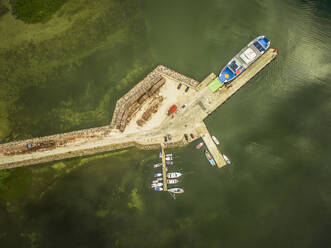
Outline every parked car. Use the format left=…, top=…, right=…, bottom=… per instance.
left=185, top=86, right=190, bottom=92
left=167, top=134, right=172, bottom=141
left=184, top=134, right=188, bottom=141
left=190, top=133, right=194, bottom=139
left=164, top=136, right=168, bottom=142
left=177, top=83, right=182, bottom=89
left=181, top=104, right=187, bottom=109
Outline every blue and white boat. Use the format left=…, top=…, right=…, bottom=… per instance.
left=218, top=36, right=271, bottom=85
left=205, top=150, right=216, bottom=167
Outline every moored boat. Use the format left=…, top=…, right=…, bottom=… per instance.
left=212, top=136, right=220, bottom=145
left=208, top=36, right=271, bottom=92
left=168, top=188, right=184, bottom=194
left=151, top=182, right=163, bottom=188
left=222, top=154, right=231, bottom=164
left=152, top=178, right=163, bottom=184
left=167, top=172, right=182, bottom=178
left=196, top=142, right=204, bottom=149
left=167, top=179, right=179, bottom=184
left=154, top=187, right=163, bottom=191
left=205, top=150, right=216, bottom=167
left=153, top=163, right=162, bottom=168
left=154, top=173, right=162, bottom=177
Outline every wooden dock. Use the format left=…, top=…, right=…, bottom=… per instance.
left=160, top=143, right=168, bottom=191
left=197, top=123, right=227, bottom=168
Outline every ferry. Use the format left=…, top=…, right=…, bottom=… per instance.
left=219, top=36, right=271, bottom=85
left=212, top=136, right=219, bottom=145
left=168, top=188, right=184, bottom=194
left=196, top=142, right=204, bottom=149
left=167, top=172, right=182, bottom=178
left=167, top=179, right=179, bottom=184
left=205, top=150, right=216, bottom=167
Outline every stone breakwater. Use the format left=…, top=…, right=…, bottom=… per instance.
left=110, top=65, right=199, bottom=132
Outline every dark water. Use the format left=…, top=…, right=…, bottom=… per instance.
left=0, top=0, right=331, bottom=247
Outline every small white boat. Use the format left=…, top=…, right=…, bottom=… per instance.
left=159, top=152, right=173, bottom=158
left=168, top=188, right=184, bottom=194
left=166, top=161, right=173, bottom=165
left=152, top=178, right=163, bottom=183
left=151, top=182, right=163, bottom=188
left=167, top=179, right=179, bottom=184
left=155, top=187, right=163, bottom=191
left=167, top=172, right=182, bottom=178
left=154, top=173, right=162, bottom=177
left=222, top=154, right=231, bottom=164
left=165, top=157, right=173, bottom=161
left=196, top=142, right=204, bottom=149
left=212, top=136, right=220, bottom=145
left=153, top=163, right=162, bottom=168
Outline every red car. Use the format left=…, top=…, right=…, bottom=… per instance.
left=190, top=133, right=194, bottom=139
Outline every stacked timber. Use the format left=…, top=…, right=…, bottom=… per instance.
left=110, top=71, right=166, bottom=132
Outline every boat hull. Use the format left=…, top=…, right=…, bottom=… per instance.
left=219, top=36, right=271, bottom=85
left=205, top=150, right=216, bottom=166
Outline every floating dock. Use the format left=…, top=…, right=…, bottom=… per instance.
left=0, top=48, right=278, bottom=169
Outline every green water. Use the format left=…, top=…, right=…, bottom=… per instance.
left=1, top=0, right=331, bottom=247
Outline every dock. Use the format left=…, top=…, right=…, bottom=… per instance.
left=0, top=48, right=278, bottom=169
left=197, top=123, right=227, bottom=168
left=160, top=143, right=168, bottom=191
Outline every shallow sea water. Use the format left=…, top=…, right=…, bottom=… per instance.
left=0, top=0, right=331, bottom=247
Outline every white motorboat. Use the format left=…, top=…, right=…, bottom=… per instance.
left=212, top=136, right=220, bottom=145
left=165, top=156, right=173, bottom=161
left=154, top=173, right=162, bottom=177
left=153, top=163, right=162, bottom=168
left=167, top=179, right=179, bottom=184
left=166, top=161, right=173, bottom=165
left=154, top=187, right=163, bottom=191
left=152, top=178, right=163, bottom=184
left=168, top=188, right=184, bottom=194
left=167, top=172, right=182, bottom=178
left=196, top=142, right=204, bottom=149
left=222, top=154, right=231, bottom=164
left=151, top=182, right=163, bottom=188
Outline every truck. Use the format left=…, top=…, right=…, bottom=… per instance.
left=168, top=105, right=177, bottom=115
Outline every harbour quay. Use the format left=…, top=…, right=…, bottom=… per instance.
left=0, top=48, right=278, bottom=170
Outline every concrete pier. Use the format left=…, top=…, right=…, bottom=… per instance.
left=197, top=123, right=227, bottom=168
left=160, top=144, right=168, bottom=191
left=0, top=48, right=278, bottom=169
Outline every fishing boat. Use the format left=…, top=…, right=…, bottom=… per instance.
left=153, top=163, right=162, bottom=168
left=196, top=142, right=204, bottom=149
left=218, top=36, right=271, bottom=86
left=154, top=173, right=162, bottom=177
left=167, top=179, right=179, bottom=184
left=151, top=182, right=163, bottom=188
left=212, top=136, right=219, bottom=145
left=168, top=188, right=184, bottom=194
left=154, top=187, right=163, bottom=191
left=205, top=150, right=216, bottom=167
left=222, top=154, right=231, bottom=164
left=167, top=172, right=182, bottom=178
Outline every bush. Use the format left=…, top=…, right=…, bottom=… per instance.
left=10, top=0, right=68, bottom=23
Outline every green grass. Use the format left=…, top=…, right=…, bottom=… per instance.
left=10, top=0, right=68, bottom=23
